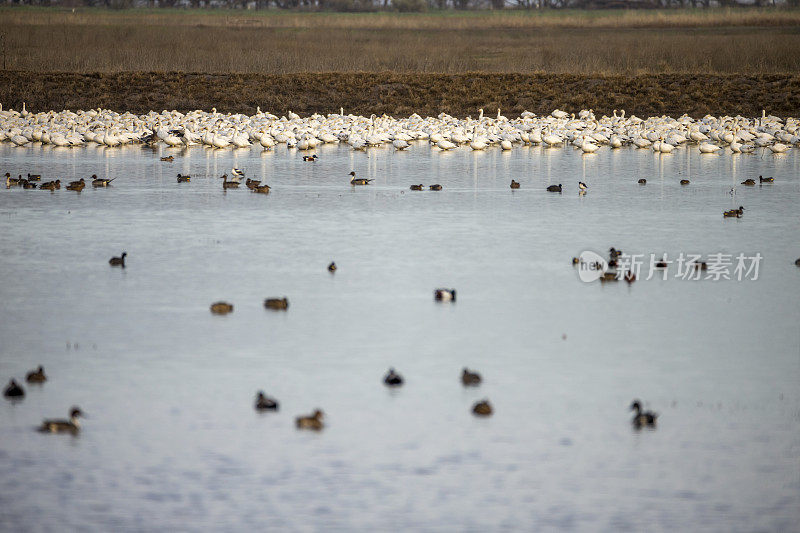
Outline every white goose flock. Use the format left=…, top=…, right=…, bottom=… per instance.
left=0, top=103, right=797, bottom=155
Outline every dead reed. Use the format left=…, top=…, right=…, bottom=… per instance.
left=1, top=22, right=798, bottom=75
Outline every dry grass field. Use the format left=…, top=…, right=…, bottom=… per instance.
left=0, top=8, right=798, bottom=116
left=1, top=7, right=799, bottom=74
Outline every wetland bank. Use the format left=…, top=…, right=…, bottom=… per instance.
left=1, top=7, right=799, bottom=116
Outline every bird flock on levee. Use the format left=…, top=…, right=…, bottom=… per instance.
left=3, top=103, right=799, bottom=434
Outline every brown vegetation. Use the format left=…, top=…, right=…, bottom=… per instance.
left=2, top=71, right=798, bottom=118
left=1, top=9, right=797, bottom=118
left=1, top=9, right=799, bottom=74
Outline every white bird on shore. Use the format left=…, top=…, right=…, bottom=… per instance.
left=769, top=142, right=789, bottom=153
left=580, top=137, right=599, bottom=153
left=10, top=134, right=30, bottom=146
left=232, top=131, right=251, bottom=148
left=212, top=133, right=231, bottom=149
left=392, top=139, right=410, bottom=150
left=259, top=132, right=276, bottom=149
left=543, top=128, right=563, bottom=147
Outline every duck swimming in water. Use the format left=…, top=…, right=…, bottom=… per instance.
left=429, top=184, right=442, bottom=191
left=3, top=379, right=24, bottom=398
left=328, top=261, right=337, bottom=272
left=630, top=400, right=658, bottom=428
left=210, top=302, right=233, bottom=314
left=461, top=368, right=482, bottom=386
left=177, top=173, right=190, bottom=182
left=383, top=368, right=404, bottom=386
left=26, top=365, right=47, bottom=383
left=255, top=392, right=279, bottom=411
left=409, top=184, right=424, bottom=191
left=724, top=206, right=745, bottom=218
left=264, top=297, right=289, bottom=310
left=109, top=252, right=127, bottom=267
left=66, top=178, right=85, bottom=191
left=91, top=175, right=115, bottom=187
left=222, top=175, right=239, bottom=189
left=434, top=288, right=456, bottom=302
left=547, top=184, right=562, bottom=193
left=39, top=407, right=84, bottom=434
left=510, top=180, right=520, bottom=189
left=295, top=409, right=324, bottom=430
left=741, top=179, right=756, bottom=186
left=472, top=399, right=493, bottom=416
left=349, top=171, right=373, bottom=185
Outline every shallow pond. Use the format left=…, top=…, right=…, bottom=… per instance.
left=1, top=142, right=799, bottom=531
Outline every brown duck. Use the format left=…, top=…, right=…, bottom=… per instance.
left=264, top=297, right=289, bottom=310
left=210, top=302, right=233, bottom=314
left=222, top=175, right=239, bottom=189
left=472, top=400, right=493, bottom=416
left=296, top=409, right=324, bottom=430
left=461, top=368, right=482, bottom=386
left=66, top=178, right=85, bottom=191
left=26, top=365, right=47, bottom=383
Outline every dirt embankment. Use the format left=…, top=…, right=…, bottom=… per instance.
left=2, top=71, right=798, bottom=118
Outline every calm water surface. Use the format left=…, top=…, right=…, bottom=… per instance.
left=1, top=142, right=799, bottom=531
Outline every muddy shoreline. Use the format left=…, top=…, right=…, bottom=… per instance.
left=2, top=71, right=798, bottom=118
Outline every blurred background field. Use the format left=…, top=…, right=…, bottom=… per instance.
left=1, top=7, right=799, bottom=74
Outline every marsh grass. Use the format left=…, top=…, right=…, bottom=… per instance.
left=1, top=8, right=798, bottom=117
left=2, top=20, right=799, bottom=74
